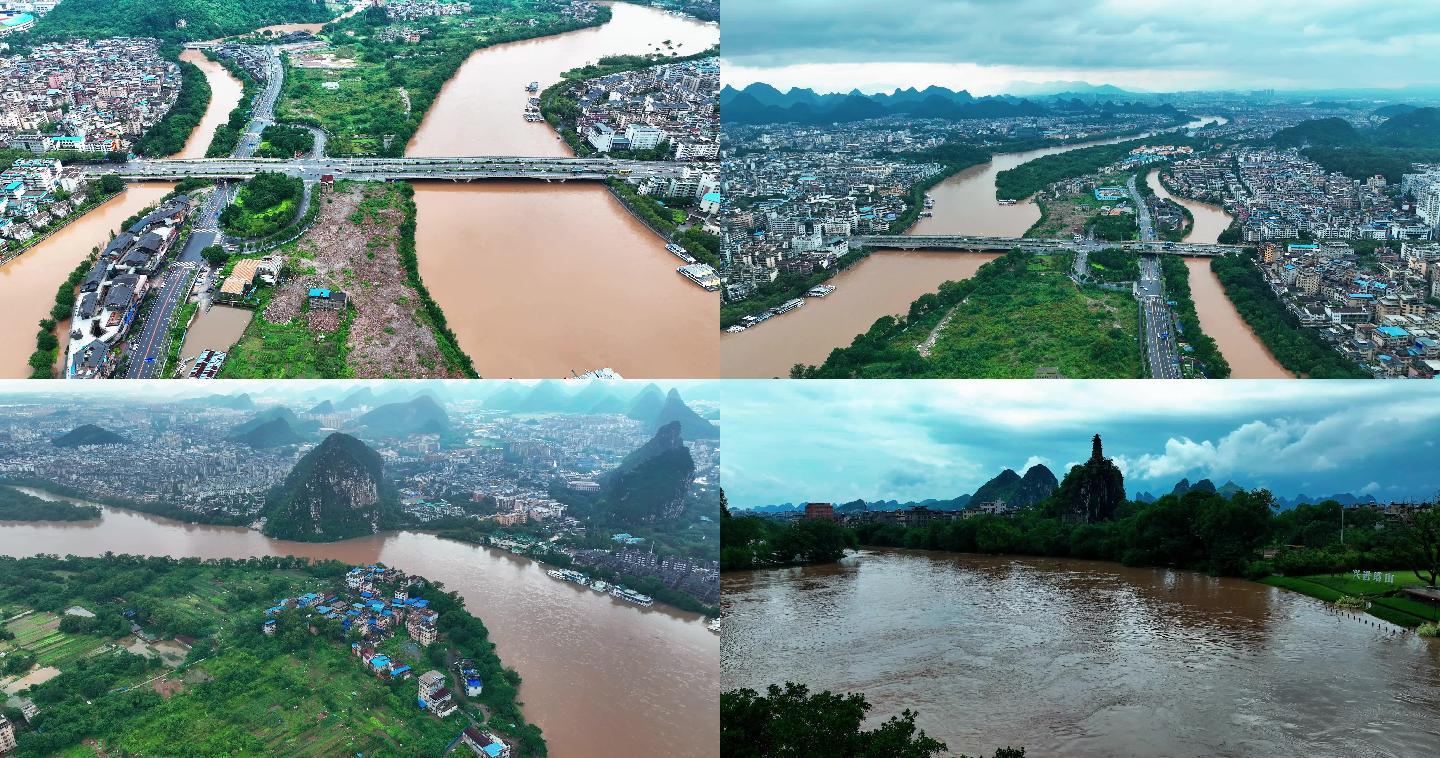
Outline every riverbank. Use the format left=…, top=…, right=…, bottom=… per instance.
left=278, top=2, right=611, bottom=156
left=1210, top=253, right=1369, bottom=378
left=793, top=250, right=1142, bottom=379
left=1261, top=573, right=1440, bottom=628
left=217, top=181, right=474, bottom=378
left=723, top=548, right=1440, bottom=758
left=0, top=182, right=175, bottom=378
left=1158, top=255, right=1231, bottom=378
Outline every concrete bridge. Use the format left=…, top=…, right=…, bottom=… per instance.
left=83, top=156, right=690, bottom=183
left=851, top=234, right=1246, bottom=257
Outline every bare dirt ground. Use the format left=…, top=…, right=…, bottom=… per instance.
left=261, top=183, right=460, bottom=377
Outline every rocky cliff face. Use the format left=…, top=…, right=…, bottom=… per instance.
left=602, top=421, right=695, bottom=524
left=262, top=433, right=399, bottom=541
left=1055, top=435, right=1126, bottom=524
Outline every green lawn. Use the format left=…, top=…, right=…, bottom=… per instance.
left=1261, top=572, right=1440, bottom=627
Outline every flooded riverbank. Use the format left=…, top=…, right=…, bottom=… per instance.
left=407, top=2, right=718, bottom=378
left=0, top=183, right=174, bottom=378
left=174, top=50, right=244, bottom=159
left=1143, top=170, right=1289, bottom=377
left=721, top=119, right=1224, bottom=376
left=0, top=492, right=718, bottom=758
left=720, top=251, right=999, bottom=377
left=723, top=549, right=1440, bottom=758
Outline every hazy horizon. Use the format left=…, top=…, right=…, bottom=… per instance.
left=723, top=0, right=1440, bottom=96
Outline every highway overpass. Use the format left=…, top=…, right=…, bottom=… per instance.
left=851, top=234, right=1247, bottom=257
left=83, top=157, right=693, bottom=183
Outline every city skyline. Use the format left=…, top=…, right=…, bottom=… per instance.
left=721, top=381, right=1440, bottom=507
left=722, top=0, right=1440, bottom=95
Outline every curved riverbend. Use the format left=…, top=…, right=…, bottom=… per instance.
left=723, top=549, right=1440, bottom=758
left=1144, top=169, right=1289, bottom=377
left=0, top=492, right=719, bottom=758
left=408, top=2, right=718, bottom=378
left=720, top=252, right=999, bottom=377
left=174, top=50, right=244, bottom=159
left=721, top=119, right=1224, bottom=376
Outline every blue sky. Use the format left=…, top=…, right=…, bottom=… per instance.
left=720, top=381, right=1440, bottom=508
left=721, top=0, right=1440, bottom=95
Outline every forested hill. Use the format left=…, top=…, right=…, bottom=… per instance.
left=29, top=0, right=335, bottom=43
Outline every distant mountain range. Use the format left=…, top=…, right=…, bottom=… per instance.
left=720, top=83, right=1186, bottom=125
left=354, top=395, right=451, bottom=437
left=743, top=469, right=1379, bottom=514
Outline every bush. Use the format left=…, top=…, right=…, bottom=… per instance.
left=1418, top=622, right=1439, bottom=638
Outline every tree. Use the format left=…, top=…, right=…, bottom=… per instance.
left=97, top=174, right=125, bottom=195
left=771, top=518, right=851, bottom=564
left=201, top=244, right=229, bottom=267
left=722, top=683, right=951, bottom=758
left=1402, top=508, right=1440, bottom=587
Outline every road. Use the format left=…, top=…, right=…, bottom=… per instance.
left=1127, top=174, right=1156, bottom=243
left=1137, top=254, right=1182, bottom=379
left=124, top=261, right=198, bottom=378
left=232, top=47, right=283, bottom=159
left=89, top=155, right=689, bottom=182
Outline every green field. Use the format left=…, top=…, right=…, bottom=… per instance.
left=0, top=556, right=544, bottom=756
left=2, top=612, right=106, bottom=669
left=1262, top=572, right=1440, bottom=627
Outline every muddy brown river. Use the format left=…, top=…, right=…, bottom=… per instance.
left=1144, top=169, right=1290, bottom=378
left=407, top=2, right=718, bottom=378
left=0, top=183, right=174, bottom=378
left=0, top=493, right=718, bottom=758
left=721, top=119, right=1225, bottom=376
left=722, top=549, right=1440, bottom=758
left=720, top=252, right=999, bottom=378
left=175, top=50, right=244, bottom=159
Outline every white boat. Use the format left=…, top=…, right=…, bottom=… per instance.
left=610, top=587, right=654, bottom=607
left=706, top=619, right=720, bottom=634
left=725, top=325, right=747, bottom=333
left=590, top=581, right=609, bottom=592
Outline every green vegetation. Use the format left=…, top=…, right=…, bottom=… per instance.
left=132, top=59, right=212, bottom=157
left=1088, top=211, right=1137, bottom=241
left=25, top=0, right=333, bottom=43
left=0, top=555, right=543, bottom=756
left=220, top=172, right=304, bottom=238
left=1157, top=255, right=1230, bottom=378
left=618, top=0, right=718, bottom=22
left=256, top=123, right=315, bottom=159
left=205, top=54, right=259, bottom=157
left=279, top=1, right=609, bottom=156
left=0, top=486, right=99, bottom=521
left=1209, top=253, right=1368, bottom=378
left=995, top=138, right=1155, bottom=201
left=1268, top=109, right=1440, bottom=182
left=720, top=509, right=856, bottom=571
left=217, top=300, right=354, bottom=379
left=794, top=251, right=1142, bottom=379
left=604, top=179, right=722, bottom=268
left=1085, top=247, right=1139, bottom=282
left=261, top=432, right=399, bottom=542
left=722, top=683, right=1019, bottom=758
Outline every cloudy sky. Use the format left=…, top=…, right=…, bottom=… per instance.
left=722, top=0, right=1440, bottom=95
left=720, top=381, right=1440, bottom=508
